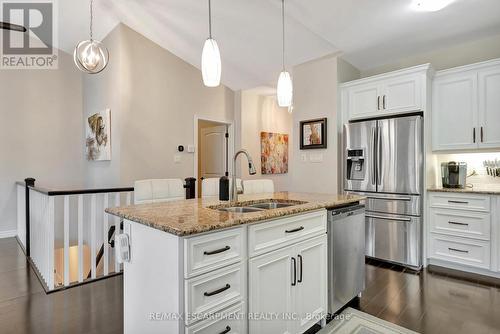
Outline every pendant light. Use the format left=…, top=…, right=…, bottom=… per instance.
left=201, top=0, right=221, bottom=87
left=277, top=0, right=293, bottom=108
left=74, top=0, right=109, bottom=74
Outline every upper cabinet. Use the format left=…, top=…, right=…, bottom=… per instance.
left=432, top=59, right=500, bottom=151
left=341, top=64, right=431, bottom=121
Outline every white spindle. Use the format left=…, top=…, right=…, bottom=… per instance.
left=78, top=195, right=83, bottom=283
left=103, top=193, right=109, bottom=276
left=63, top=195, right=70, bottom=286
left=114, top=193, right=121, bottom=273
left=90, top=194, right=96, bottom=279
left=47, top=196, right=55, bottom=290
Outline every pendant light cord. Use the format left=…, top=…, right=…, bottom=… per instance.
left=208, top=0, right=212, bottom=38
left=89, top=0, right=94, bottom=40
left=281, top=0, right=286, bottom=71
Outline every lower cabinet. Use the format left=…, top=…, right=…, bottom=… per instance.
left=248, top=234, right=327, bottom=334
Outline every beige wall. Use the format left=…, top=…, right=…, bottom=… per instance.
left=239, top=90, right=292, bottom=191
left=0, top=51, right=84, bottom=233
left=290, top=55, right=339, bottom=193
left=83, top=24, right=235, bottom=188
left=361, top=33, right=500, bottom=77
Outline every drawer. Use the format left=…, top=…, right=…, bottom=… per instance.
left=430, top=208, right=491, bottom=240
left=185, top=303, right=246, bottom=334
left=248, top=210, right=327, bottom=257
left=429, top=234, right=491, bottom=270
left=184, top=227, right=246, bottom=278
left=185, top=263, right=245, bottom=325
left=429, top=193, right=490, bottom=212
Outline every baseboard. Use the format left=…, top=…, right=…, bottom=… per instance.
left=0, top=229, right=17, bottom=239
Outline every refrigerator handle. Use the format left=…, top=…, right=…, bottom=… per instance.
left=371, top=127, right=376, bottom=185
left=377, top=126, right=382, bottom=186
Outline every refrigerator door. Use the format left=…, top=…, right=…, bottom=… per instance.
left=344, top=120, right=377, bottom=192
left=365, top=212, right=421, bottom=268
left=377, top=116, right=423, bottom=195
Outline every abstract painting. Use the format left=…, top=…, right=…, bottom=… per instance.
left=86, top=109, right=111, bottom=161
left=300, top=118, right=327, bottom=149
left=261, top=132, right=288, bottom=174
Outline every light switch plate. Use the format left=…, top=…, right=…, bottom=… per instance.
left=187, top=145, right=195, bottom=153
left=309, top=153, right=323, bottom=163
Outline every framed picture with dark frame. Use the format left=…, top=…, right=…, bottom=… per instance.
left=300, top=118, right=327, bottom=149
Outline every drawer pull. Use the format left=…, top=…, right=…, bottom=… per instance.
left=448, top=247, right=469, bottom=254
left=219, top=326, right=231, bottom=334
left=204, top=246, right=231, bottom=255
left=204, top=284, right=231, bottom=297
left=366, top=214, right=411, bottom=222
left=285, top=226, right=304, bottom=234
left=448, top=200, right=469, bottom=204
left=448, top=221, right=469, bottom=227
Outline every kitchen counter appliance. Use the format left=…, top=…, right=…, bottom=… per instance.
left=328, top=203, right=365, bottom=315
left=344, top=114, right=423, bottom=270
left=441, top=161, right=467, bottom=189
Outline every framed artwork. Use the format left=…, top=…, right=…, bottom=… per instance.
left=86, top=109, right=111, bottom=161
left=300, top=118, right=327, bottom=149
left=260, top=132, right=289, bottom=174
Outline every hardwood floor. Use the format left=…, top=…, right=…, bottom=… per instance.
left=1, top=237, right=499, bottom=334
left=0, top=238, right=123, bottom=334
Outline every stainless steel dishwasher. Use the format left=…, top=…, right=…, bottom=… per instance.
left=328, top=203, right=366, bottom=315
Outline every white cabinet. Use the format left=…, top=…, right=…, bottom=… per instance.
left=478, top=66, right=500, bottom=148
left=249, top=235, right=327, bottom=334
left=432, top=59, right=500, bottom=151
left=432, top=72, right=478, bottom=151
left=341, top=65, right=430, bottom=120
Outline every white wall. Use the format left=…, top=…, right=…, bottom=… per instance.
left=238, top=90, right=292, bottom=191
left=289, top=55, right=339, bottom=194
left=361, top=33, right=500, bottom=77
left=83, top=24, right=235, bottom=188
left=0, top=51, right=84, bottom=234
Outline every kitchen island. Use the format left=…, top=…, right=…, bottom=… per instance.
left=106, top=192, right=363, bottom=334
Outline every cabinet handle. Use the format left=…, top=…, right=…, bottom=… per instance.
left=204, top=246, right=230, bottom=255
left=473, top=128, right=476, bottom=143
left=297, top=254, right=303, bottom=283
left=218, top=326, right=231, bottom=334
left=285, top=226, right=304, bottom=233
left=383, top=95, right=386, bottom=109
left=377, top=96, right=381, bottom=110
left=204, top=284, right=231, bottom=297
left=481, top=126, right=484, bottom=143
left=291, top=257, right=297, bottom=286
left=448, top=221, right=469, bottom=226
left=448, top=247, right=469, bottom=254
left=448, top=200, right=469, bottom=204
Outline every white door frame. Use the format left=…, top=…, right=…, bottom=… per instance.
left=194, top=115, right=234, bottom=198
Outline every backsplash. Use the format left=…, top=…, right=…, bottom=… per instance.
left=433, top=152, right=500, bottom=186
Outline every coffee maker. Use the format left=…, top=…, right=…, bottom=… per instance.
left=441, top=162, right=467, bottom=189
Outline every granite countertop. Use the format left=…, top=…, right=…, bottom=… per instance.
left=428, top=184, right=500, bottom=195
left=105, top=192, right=364, bottom=236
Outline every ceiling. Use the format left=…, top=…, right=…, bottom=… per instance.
left=55, top=0, right=500, bottom=90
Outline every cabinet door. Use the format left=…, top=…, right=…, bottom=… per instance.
left=348, top=82, right=381, bottom=119
left=249, top=245, right=295, bottom=334
left=478, top=67, right=500, bottom=148
left=432, top=72, right=478, bottom=151
left=382, top=74, right=422, bottom=113
left=294, top=235, right=328, bottom=334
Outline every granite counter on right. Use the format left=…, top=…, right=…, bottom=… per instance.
left=428, top=184, right=500, bottom=195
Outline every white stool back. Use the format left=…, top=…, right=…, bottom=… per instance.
left=242, top=179, right=275, bottom=195
left=134, top=179, right=185, bottom=204
left=201, top=178, right=243, bottom=198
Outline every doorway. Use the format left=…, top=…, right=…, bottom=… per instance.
left=196, top=118, right=231, bottom=198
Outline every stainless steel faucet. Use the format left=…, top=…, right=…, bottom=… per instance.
left=231, top=149, right=256, bottom=204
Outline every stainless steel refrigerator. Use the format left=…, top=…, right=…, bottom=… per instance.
left=343, top=114, right=423, bottom=269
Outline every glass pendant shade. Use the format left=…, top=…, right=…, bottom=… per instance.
left=277, top=70, right=293, bottom=107
left=202, top=38, right=221, bottom=87
left=74, top=39, right=109, bottom=74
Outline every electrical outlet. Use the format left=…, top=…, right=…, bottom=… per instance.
left=174, top=155, right=181, bottom=163
left=301, top=153, right=307, bottom=162
left=309, top=153, right=323, bottom=163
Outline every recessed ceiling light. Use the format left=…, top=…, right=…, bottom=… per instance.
left=411, top=0, right=455, bottom=12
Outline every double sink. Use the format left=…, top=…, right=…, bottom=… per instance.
left=212, top=200, right=306, bottom=213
